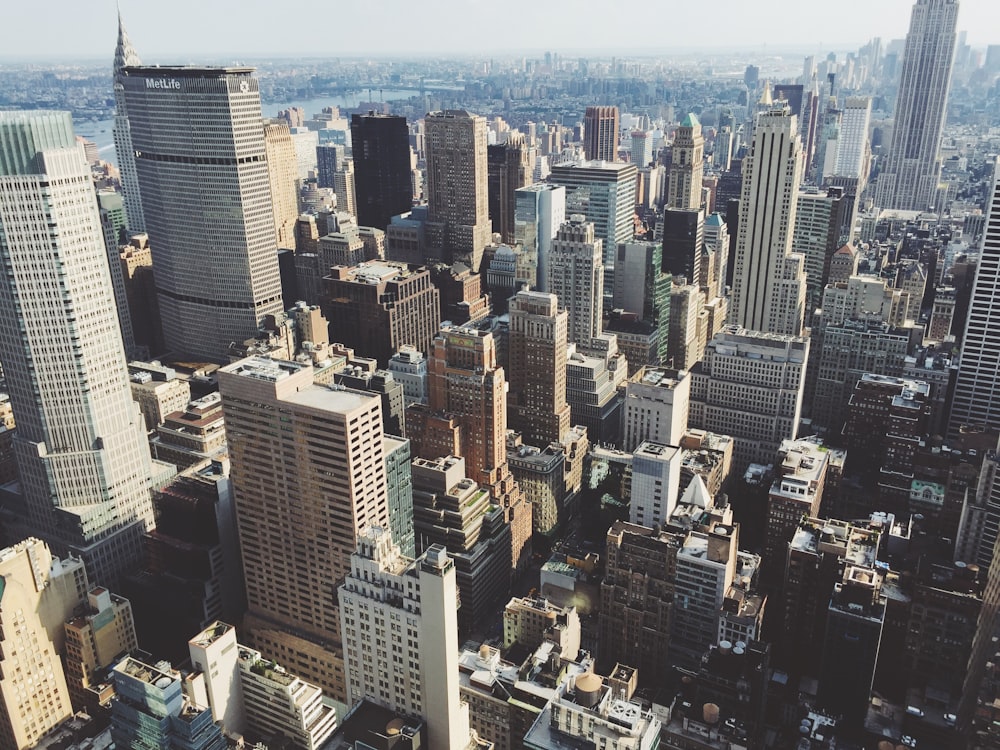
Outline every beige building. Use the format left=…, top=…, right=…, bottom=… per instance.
left=0, top=538, right=88, bottom=749
left=128, top=361, right=191, bottom=431
left=150, top=392, right=228, bottom=470
left=502, top=595, right=581, bottom=660
left=218, top=357, right=390, bottom=705
left=667, top=113, right=705, bottom=211
left=64, top=588, right=137, bottom=715
left=264, top=119, right=301, bottom=249
left=425, top=110, right=492, bottom=270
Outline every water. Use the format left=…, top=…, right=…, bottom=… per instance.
left=77, top=88, right=417, bottom=165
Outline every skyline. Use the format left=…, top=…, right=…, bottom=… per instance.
left=2, top=0, right=997, bottom=61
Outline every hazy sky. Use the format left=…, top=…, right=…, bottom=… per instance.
left=2, top=0, right=997, bottom=61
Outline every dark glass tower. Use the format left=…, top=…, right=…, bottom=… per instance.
left=350, top=112, right=413, bottom=230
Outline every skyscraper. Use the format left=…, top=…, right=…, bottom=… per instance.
left=950, top=159, right=1000, bottom=438
left=547, top=216, right=604, bottom=347
left=874, top=0, right=959, bottom=212
left=351, top=112, right=413, bottom=230
left=0, top=111, right=157, bottom=587
left=112, top=11, right=144, bottom=232
left=583, top=106, right=620, bottom=162
left=507, top=291, right=572, bottom=446
left=264, top=119, right=300, bottom=250
left=728, top=106, right=808, bottom=336
left=424, top=110, right=492, bottom=270
left=218, top=357, right=391, bottom=703
left=513, top=183, right=566, bottom=292
left=340, top=528, right=476, bottom=750
left=487, top=133, right=532, bottom=243
left=667, top=114, right=704, bottom=211
left=120, top=66, right=284, bottom=360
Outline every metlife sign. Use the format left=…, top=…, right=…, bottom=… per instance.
left=145, top=78, right=181, bottom=90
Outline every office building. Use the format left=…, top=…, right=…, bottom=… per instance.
left=488, top=133, right=532, bottom=243
left=793, top=188, right=849, bottom=314
left=507, top=291, right=572, bottom=447
left=317, top=142, right=346, bottom=189
left=763, top=439, right=830, bottom=573
left=121, top=66, right=284, bottom=359
left=0, top=539, right=88, bottom=749
left=667, top=114, right=705, bottom=211
left=409, top=455, right=512, bottom=632
left=64, top=587, right=138, bottom=715
left=622, top=367, right=690, bottom=451
left=218, top=357, right=391, bottom=703
left=122, top=461, right=244, bottom=663
left=325, top=261, right=441, bottom=367
left=629, top=441, right=683, bottom=527
left=689, top=326, right=809, bottom=472
left=425, top=110, right=492, bottom=270
left=599, top=522, right=682, bottom=681
left=351, top=112, right=413, bottom=230
left=0, top=111, right=158, bottom=587
left=417, top=325, right=532, bottom=571
left=264, top=119, right=300, bottom=249
left=951, top=160, right=1000, bottom=437
left=503, top=595, right=581, bottom=659
left=119, top=235, right=163, bottom=356
left=874, top=0, right=958, bottom=211
left=583, top=106, right=620, bottom=162
left=547, top=216, right=604, bottom=346
left=388, top=344, right=429, bottom=405
left=112, top=12, right=144, bottom=232
left=384, top=435, right=416, bottom=557
left=565, top=338, right=628, bottom=445
left=110, top=657, right=225, bottom=750
left=187, top=623, right=338, bottom=750
left=128, top=361, right=192, bottom=431
left=548, top=161, right=638, bottom=284
left=611, top=240, right=670, bottom=362
left=514, top=184, right=566, bottom=292
left=631, top=130, right=653, bottom=168
left=333, top=160, right=357, bottom=216
left=729, top=106, right=808, bottom=336
left=340, top=528, right=480, bottom=750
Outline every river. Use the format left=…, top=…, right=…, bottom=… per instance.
left=76, top=89, right=418, bottom=165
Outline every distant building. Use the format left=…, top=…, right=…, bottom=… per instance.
left=351, top=112, right=413, bottom=231
left=583, top=106, right=620, bottom=162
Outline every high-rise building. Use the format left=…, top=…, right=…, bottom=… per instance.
left=514, top=184, right=566, bottom=292
left=351, top=112, right=413, bottom=231
left=630, top=441, right=683, bottom=527
left=0, top=539, right=88, bottom=749
left=0, top=111, right=158, bottom=587
left=112, top=12, right=144, bottom=232
left=264, top=119, right=300, bottom=250
left=325, top=261, right=441, bottom=367
left=631, top=130, right=653, bottom=168
left=488, top=133, right=533, bottom=243
left=340, top=528, right=478, bottom=750
left=611, top=240, right=670, bottom=363
left=951, top=160, right=1000, bottom=438
left=120, top=66, right=284, bottom=360
left=583, top=106, right=620, bottom=162
left=507, top=291, right=572, bottom=447
left=689, top=326, right=809, bottom=472
left=218, top=357, right=391, bottom=703
left=792, top=187, right=849, bottom=316
left=549, top=161, right=638, bottom=288
left=333, top=160, right=357, bottom=216
left=622, top=367, right=690, bottom=451
left=874, top=0, right=959, bottom=211
left=425, top=110, right=492, bottom=270
left=729, top=106, right=808, bottom=336
left=667, top=114, right=705, bottom=211
left=547, top=216, right=604, bottom=346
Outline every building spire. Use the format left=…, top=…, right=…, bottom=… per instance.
left=114, top=9, right=141, bottom=81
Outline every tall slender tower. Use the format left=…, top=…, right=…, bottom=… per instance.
left=424, top=110, right=491, bottom=270
left=487, top=133, right=532, bottom=243
left=874, top=0, right=959, bottom=211
left=667, top=114, right=704, bottom=210
left=507, top=291, right=571, bottom=446
left=729, top=106, right=807, bottom=336
left=120, top=66, right=284, bottom=361
left=547, top=216, right=604, bottom=347
left=0, top=111, right=156, bottom=587
left=949, top=159, right=1000, bottom=438
left=584, top=106, right=620, bottom=162
left=350, top=112, right=413, bottom=231
left=112, top=11, right=144, bottom=232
